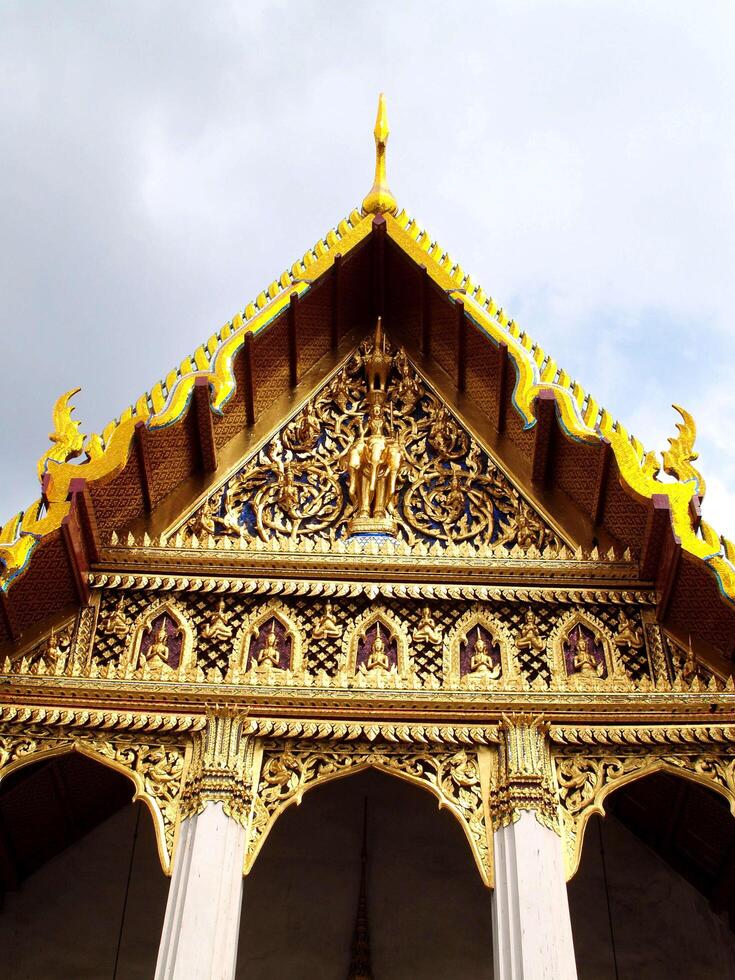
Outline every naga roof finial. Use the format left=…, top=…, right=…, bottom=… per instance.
left=361, top=93, right=397, bottom=216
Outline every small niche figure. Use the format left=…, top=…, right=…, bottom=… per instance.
left=256, top=622, right=282, bottom=668
left=414, top=606, right=442, bottom=646
left=468, top=627, right=500, bottom=679
left=366, top=623, right=391, bottom=672
left=313, top=601, right=341, bottom=639
left=573, top=630, right=602, bottom=678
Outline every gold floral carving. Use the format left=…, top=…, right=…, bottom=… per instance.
left=245, top=739, right=492, bottom=886
left=489, top=715, right=558, bottom=833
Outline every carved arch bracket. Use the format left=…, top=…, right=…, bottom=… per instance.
left=244, top=738, right=494, bottom=887
left=0, top=730, right=186, bottom=874
left=554, top=744, right=735, bottom=880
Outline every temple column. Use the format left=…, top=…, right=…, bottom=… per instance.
left=490, top=716, right=577, bottom=980
left=155, top=712, right=260, bottom=980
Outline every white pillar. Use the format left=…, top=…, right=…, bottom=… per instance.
left=155, top=802, right=248, bottom=980
left=492, top=811, right=577, bottom=980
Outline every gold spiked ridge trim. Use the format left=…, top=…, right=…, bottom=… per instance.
left=1, top=211, right=733, bottom=604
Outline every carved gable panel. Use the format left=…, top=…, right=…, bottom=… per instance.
left=171, top=331, right=562, bottom=556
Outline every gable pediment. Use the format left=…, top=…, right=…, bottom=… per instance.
left=164, top=328, right=565, bottom=560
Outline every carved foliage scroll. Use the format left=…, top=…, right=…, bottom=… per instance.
left=0, top=730, right=186, bottom=873
left=245, top=740, right=493, bottom=886
left=554, top=746, right=735, bottom=879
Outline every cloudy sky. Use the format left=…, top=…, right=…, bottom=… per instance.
left=2, top=1, right=734, bottom=538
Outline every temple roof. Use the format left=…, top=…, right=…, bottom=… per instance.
left=1, top=97, right=734, bottom=668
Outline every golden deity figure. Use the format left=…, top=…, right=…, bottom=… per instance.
left=39, top=627, right=69, bottom=673
left=497, top=502, right=546, bottom=551
left=99, top=596, right=130, bottom=639
left=345, top=323, right=404, bottom=536
left=414, top=606, right=443, bottom=646
left=218, top=483, right=245, bottom=539
left=331, top=368, right=351, bottom=413
left=613, top=609, right=643, bottom=650
left=365, top=623, right=393, bottom=672
left=276, top=459, right=299, bottom=519
left=294, top=400, right=321, bottom=447
left=144, top=621, right=177, bottom=666
left=201, top=598, right=233, bottom=641
left=394, top=347, right=421, bottom=414
left=346, top=403, right=402, bottom=534
left=468, top=627, right=501, bottom=678
left=516, top=609, right=545, bottom=654
left=442, top=469, right=466, bottom=522
left=255, top=622, right=283, bottom=669
left=188, top=494, right=218, bottom=540
left=313, top=600, right=341, bottom=639
left=572, top=630, right=603, bottom=678
left=428, top=404, right=458, bottom=457
left=682, top=637, right=698, bottom=683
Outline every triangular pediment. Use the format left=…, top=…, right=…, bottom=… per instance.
left=164, top=330, right=565, bottom=559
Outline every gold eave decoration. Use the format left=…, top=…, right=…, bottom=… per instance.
left=2, top=98, right=734, bottom=607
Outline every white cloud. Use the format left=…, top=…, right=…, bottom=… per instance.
left=1, top=0, right=735, bottom=544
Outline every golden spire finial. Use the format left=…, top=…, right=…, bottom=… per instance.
left=361, top=93, right=397, bottom=216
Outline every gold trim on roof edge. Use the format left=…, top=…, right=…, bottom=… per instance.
left=1, top=207, right=733, bottom=608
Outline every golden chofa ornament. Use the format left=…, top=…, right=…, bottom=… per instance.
left=361, top=93, right=397, bottom=216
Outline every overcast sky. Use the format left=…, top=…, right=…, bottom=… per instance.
left=2, top=1, right=734, bottom=539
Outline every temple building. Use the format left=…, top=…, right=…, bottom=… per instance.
left=1, top=96, right=735, bottom=978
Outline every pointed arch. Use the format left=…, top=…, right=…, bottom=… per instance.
left=550, top=609, right=628, bottom=690
left=556, top=750, right=735, bottom=880
left=0, top=735, right=186, bottom=874
left=125, top=598, right=196, bottom=681
left=444, top=607, right=518, bottom=690
left=234, top=600, right=304, bottom=678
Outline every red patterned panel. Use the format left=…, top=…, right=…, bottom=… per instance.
left=384, top=239, right=421, bottom=348
left=213, top=350, right=248, bottom=448
left=504, top=401, right=535, bottom=457
left=90, top=450, right=146, bottom=531
left=9, top=532, right=78, bottom=633
left=666, top=553, right=735, bottom=657
left=600, top=469, right=647, bottom=554
left=429, top=288, right=457, bottom=381
left=553, top=434, right=597, bottom=516
left=338, top=238, right=372, bottom=341
left=146, top=412, right=198, bottom=505
left=298, top=278, right=331, bottom=377
left=252, top=314, right=290, bottom=418
left=465, top=324, right=498, bottom=422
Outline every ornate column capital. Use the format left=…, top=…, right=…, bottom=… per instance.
left=490, top=713, right=558, bottom=833
left=180, top=708, right=255, bottom=826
